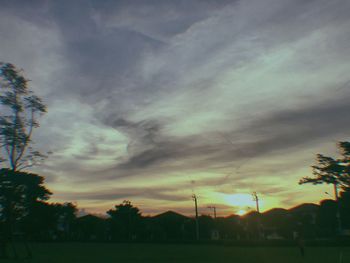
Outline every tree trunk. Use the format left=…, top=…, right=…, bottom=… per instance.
left=333, top=182, right=339, bottom=201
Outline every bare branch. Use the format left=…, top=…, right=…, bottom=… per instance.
left=0, top=62, right=47, bottom=171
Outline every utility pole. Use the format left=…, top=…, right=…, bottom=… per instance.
left=252, top=192, right=263, bottom=239
left=252, top=192, right=260, bottom=213
left=192, top=194, right=199, bottom=240
left=208, top=206, right=217, bottom=219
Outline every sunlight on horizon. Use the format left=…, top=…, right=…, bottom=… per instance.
left=236, top=209, right=247, bottom=216
left=222, top=193, right=255, bottom=208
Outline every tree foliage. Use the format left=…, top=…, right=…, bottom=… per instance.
left=0, top=62, right=47, bottom=171
left=107, top=200, right=141, bottom=219
left=299, top=141, right=350, bottom=196
left=0, top=168, right=52, bottom=224
left=107, top=200, right=142, bottom=240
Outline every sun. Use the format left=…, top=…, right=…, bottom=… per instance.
left=236, top=209, right=247, bottom=216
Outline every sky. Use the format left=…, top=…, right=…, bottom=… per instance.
left=1, top=0, right=350, bottom=216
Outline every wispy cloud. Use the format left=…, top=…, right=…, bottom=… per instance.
left=1, top=0, right=350, bottom=214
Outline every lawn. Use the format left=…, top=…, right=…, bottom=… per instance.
left=1, top=243, right=349, bottom=263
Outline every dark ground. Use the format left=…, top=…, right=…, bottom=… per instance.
left=0, top=243, right=349, bottom=263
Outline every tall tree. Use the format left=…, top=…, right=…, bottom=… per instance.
left=0, top=62, right=47, bottom=171
left=299, top=141, right=350, bottom=200
left=107, top=201, right=142, bottom=240
left=0, top=168, right=52, bottom=258
left=0, top=168, right=52, bottom=224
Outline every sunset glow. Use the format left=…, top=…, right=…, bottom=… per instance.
left=223, top=194, right=255, bottom=208
left=1, top=0, right=349, bottom=216
left=236, top=210, right=248, bottom=216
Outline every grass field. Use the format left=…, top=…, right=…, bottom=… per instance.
left=1, top=243, right=349, bottom=263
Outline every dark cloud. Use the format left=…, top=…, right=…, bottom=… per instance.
left=118, top=148, right=174, bottom=170
left=91, top=84, right=350, bottom=185
left=38, top=83, right=350, bottom=189
left=232, top=86, right=350, bottom=153
left=109, top=118, right=162, bottom=147
left=55, top=186, right=189, bottom=202
left=1, top=0, right=350, bottom=213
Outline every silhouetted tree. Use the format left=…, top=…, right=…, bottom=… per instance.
left=107, top=201, right=142, bottom=240
left=21, top=201, right=58, bottom=240
left=0, top=168, right=51, bottom=224
left=0, top=62, right=47, bottom=171
left=0, top=168, right=51, bottom=258
left=19, top=201, right=76, bottom=241
left=56, top=202, right=77, bottom=240
left=299, top=141, right=350, bottom=200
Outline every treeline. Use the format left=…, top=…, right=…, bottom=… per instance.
left=1, top=62, right=350, bottom=244
left=1, top=166, right=349, bottom=243
left=73, top=195, right=350, bottom=242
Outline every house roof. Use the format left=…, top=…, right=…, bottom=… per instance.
left=152, top=210, right=189, bottom=220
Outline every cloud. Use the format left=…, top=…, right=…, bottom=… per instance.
left=100, top=85, right=350, bottom=176
left=1, top=0, right=350, bottom=213
left=54, top=186, right=189, bottom=202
